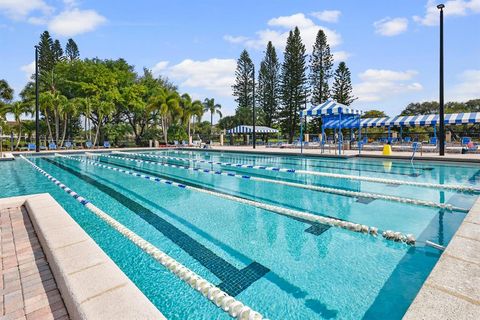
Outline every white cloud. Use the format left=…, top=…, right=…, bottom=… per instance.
left=224, top=13, right=343, bottom=52
left=355, top=69, right=423, bottom=102
left=20, top=61, right=35, bottom=80
left=153, top=58, right=237, bottom=97
left=48, top=8, right=106, bottom=36
left=310, top=10, right=341, bottom=23
left=374, top=17, right=408, bottom=36
left=414, top=0, right=480, bottom=26
left=449, top=69, right=480, bottom=101
left=332, top=51, right=350, bottom=61
left=0, top=0, right=52, bottom=20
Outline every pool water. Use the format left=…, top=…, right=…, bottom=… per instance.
left=1, top=150, right=478, bottom=319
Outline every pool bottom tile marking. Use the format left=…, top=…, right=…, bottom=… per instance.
left=44, top=157, right=270, bottom=297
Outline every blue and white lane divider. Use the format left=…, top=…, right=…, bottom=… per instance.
left=59, top=153, right=415, bottom=245
left=103, top=153, right=465, bottom=212
left=115, top=151, right=480, bottom=193
left=20, top=155, right=263, bottom=320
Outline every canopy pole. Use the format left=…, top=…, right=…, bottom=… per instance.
left=400, top=126, right=403, bottom=142
left=300, top=118, right=304, bottom=155
left=388, top=126, right=391, bottom=144
left=338, top=113, right=342, bottom=155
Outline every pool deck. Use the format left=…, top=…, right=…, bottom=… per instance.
left=1, top=205, right=69, bottom=320
left=403, top=196, right=480, bottom=319
left=0, top=194, right=164, bottom=320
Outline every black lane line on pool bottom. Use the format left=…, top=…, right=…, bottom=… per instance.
left=43, top=157, right=270, bottom=297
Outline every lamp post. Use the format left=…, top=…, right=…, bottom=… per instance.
left=438, top=3, right=445, bottom=156
left=35, top=45, right=40, bottom=153
left=252, top=63, right=256, bottom=149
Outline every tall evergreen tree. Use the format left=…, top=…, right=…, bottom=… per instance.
left=332, top=62, right=355, bottom=105
left=257, top=41, right=280, bottom=129
left=310, top=29, right=333, bottom=106
left=52, top=39, right=64, bottom=62
left=65, top=39, right=80, bottom=61
left=232, top=49, right=254, bottom=125
left=279, top=27, right=308, bottom=143
left=38, top=31, right=54, bottom=74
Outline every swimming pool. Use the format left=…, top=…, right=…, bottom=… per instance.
left=1, top=149, right=478, bottom=319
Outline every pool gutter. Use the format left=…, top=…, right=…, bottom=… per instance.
left=0, top=193, right=165, bottom=320
left=403, top=196, right=480, bottom=319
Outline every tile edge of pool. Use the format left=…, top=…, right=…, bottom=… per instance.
left=403, top=196, right=480, bottom=319
left=0, top=193, right=165, bottom=320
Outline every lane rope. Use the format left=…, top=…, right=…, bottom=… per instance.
left=104, top=153, right=465, bottom=212
left=20, top=155, right=263, bottom=320
left=59, top=153, right=416, bottom=245
left=115, top=151, right=480, bottom=193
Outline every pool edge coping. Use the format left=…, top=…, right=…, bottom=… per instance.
left=0, top=193, right=165, bottom=320
left=403, top=196, right=480, bottom=319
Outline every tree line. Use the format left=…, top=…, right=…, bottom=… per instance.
left=0, top=31, right=222, bottom=149
left=222, top=26, right=355, bottom=143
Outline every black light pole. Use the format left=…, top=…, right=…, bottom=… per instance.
left=35, top=45, right=40, bottom=152
left=252, top=63, right=256, bottom=149
left=438, top=3, right=445, bottom=156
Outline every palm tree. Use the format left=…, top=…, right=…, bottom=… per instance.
left=1, top=101, right=30, bottom=149
left=148, top=88, right=181, bottom=144
left=39, top=91, right=67, bottom=143
left=203, top=98, right=222, bottom=134
left=0, top=80, right=14, bottom=123
left=180, top=93, right=203, bottom=138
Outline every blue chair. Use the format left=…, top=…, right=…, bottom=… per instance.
left=48, top=142, right=57, bottom=150
left=461, top=137, right=471, bottom=146
left=412, top=142, right=421, bottom=151
left=174, top=140, right=179, bottom=146
left=103, top=141, right=111, bottom=148
left=404, top=137, right=411, bottom=143
left=85, top=141, right=93, bottom=149
left=429, top=137, right=437, bottom=145
left=27, top=143, right=36, bottom=151
left=64, top=141, right=72, bottom=149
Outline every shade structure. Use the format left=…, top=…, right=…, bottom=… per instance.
left=300, top=99, right=363, bottom=117
left=323, top=117, right=361, bottom=129
left=226, top=125, right=279, bottom=134
left=360, top=112, right=480, bottom=128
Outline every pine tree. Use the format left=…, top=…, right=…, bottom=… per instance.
left=38, top=31, right=54, bottom=74
left=279, top=27, right=307, bottom=143
left=257, top=41, right=280, bottom=128
left=65, top=39, right=80, bottom=61
left=232, top=49, right=254, bottom=125
left=52, top=39, right=64, bottom=62
left=310, top=29, right=333, bottom=105
left=332, top=62, right=356, bottom=105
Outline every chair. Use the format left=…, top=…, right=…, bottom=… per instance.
left=27, top=143, right=36, bottom=151
left=174, top=140, right=179, bottom=146
left=64, top=141, right=72, bottom=149
left=404, top=137, right=411, bottom=143
left=85, top=141, right=93, bottom=149
left=103, top=141, right=111, bottom=148
left=429, top=137, right=437, bottom=145
left=461, top=137, right=471, bottom=146
left=48, top=142, right=57, bottom=150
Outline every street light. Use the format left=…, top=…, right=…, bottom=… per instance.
left=35, top=45, right=40, bottom=153
left=437, top=3, right=445, bottom=156
left=252, top=63, right=256, bottom=149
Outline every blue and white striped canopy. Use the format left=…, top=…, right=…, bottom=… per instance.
left=360, top=112, right=480, bottom=128
left=300, top=99, right=363, bottom=117
left=323, top=117, right=360, bottom=129
left=360, top=117, right=391, bottom=128
left=226, top=125, right=279, bottom=134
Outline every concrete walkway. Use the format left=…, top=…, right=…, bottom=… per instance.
left=1, top=206, right=69, bottom=320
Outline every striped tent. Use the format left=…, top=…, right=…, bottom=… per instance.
left=323, top=117, right=360, bottom=129
left=226, top=125, right=279, bottom=134
left=360, top=117, right=391, bottom=128
left=360, top=112, right=480, bottom=128
left=300, top=99, right=363, bottom=117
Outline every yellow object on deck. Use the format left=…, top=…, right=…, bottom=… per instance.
left=382, top=144, right=392, bottom=155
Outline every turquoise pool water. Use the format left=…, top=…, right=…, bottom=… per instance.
left=1, top=150, right=478, bottom=319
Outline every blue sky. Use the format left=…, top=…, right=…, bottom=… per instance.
left=0, top=0, right=479, bottom=121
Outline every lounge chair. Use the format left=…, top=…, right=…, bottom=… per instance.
left=461, top=137, right=471, bottom=146
left=48, top=142, right=57, bottom=150
left=85, top=141, right=93, bottom=149
left=173, top=140, right=179, bottom=146
left=103, top=141, right=111, bottom=148
left=64, top=141, right=72, bottom=149
left=27, top=143, right=36, bottom=151
left=429, top=137, right=437, bottom=145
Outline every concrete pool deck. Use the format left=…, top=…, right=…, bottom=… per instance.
left=0, top=194, right=164, bottom=320
left=403, top=196, right=480, bottom=319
